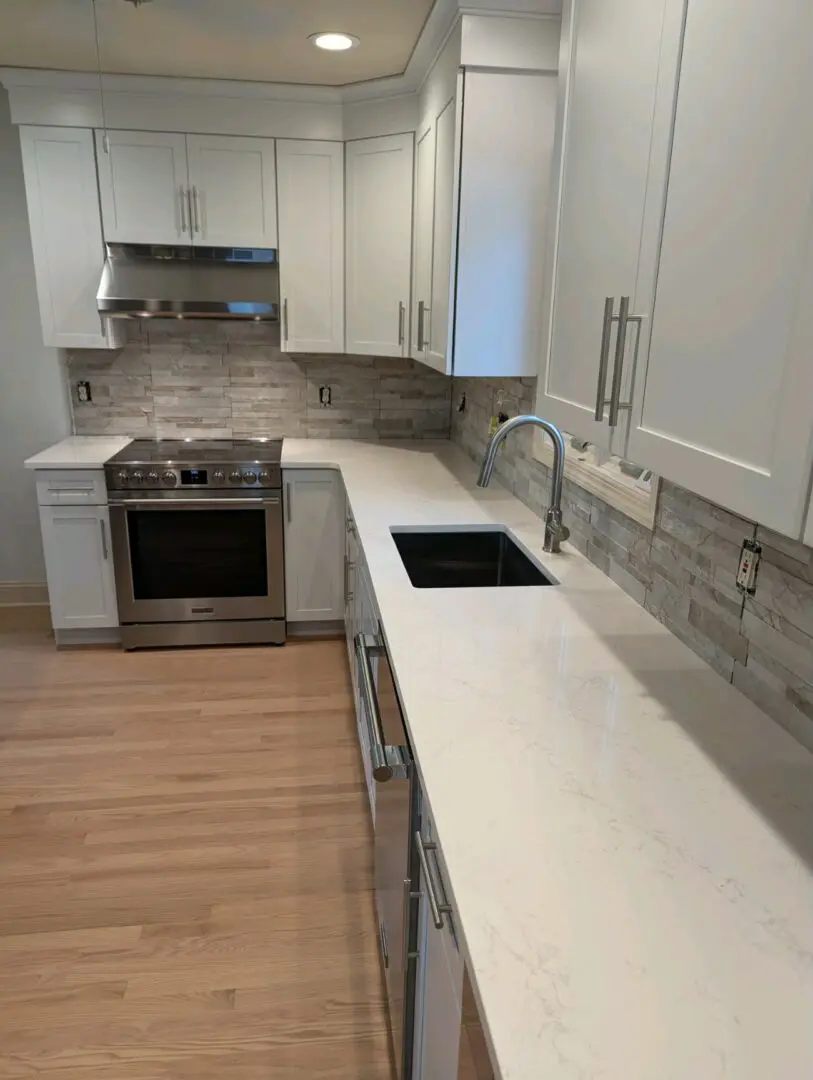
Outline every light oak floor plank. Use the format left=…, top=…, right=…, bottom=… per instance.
left=0, top=633, right=393, bottom=1080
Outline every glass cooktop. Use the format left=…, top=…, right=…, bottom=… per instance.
left=108, top=438, right=284, bottom=466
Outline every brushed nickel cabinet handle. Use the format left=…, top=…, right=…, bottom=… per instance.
left=99, top=519, right=109, bottom=560
left=415, top=831, right=453, bottom=931
left=179, top=186, right=188, bottom=233
left=282, top=298, right=289, bottom=343
left=594, top=296, right=615, bottom=421
left=286, top=482, right=292, bottom=524
left=192, top=185, right=201, bottom=233
left=398, top=301, right=406, bottom=347
left=417, top=300, right=426, bottom=351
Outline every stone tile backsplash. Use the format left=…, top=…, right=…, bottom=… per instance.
left=451, top=375, right=813, bottom=754
left=67, top=320, right=452, bottom=442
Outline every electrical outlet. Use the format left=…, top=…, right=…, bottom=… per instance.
left=736, top=536, right=762, bottom=595
left=76, top=380, right=91, bottom=404
left=319, top=385, right=332, bottom=407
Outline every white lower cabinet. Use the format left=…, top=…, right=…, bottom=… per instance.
left=39, top=505, right=118, bottom=631
left=283, top=470, right=344, bottom=625
left=414, top=814, right=464, bottom=1080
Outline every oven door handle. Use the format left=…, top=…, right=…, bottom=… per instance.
left=109, top=498, right=280, bottom=510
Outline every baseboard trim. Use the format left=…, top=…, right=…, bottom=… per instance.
left=0, top=581, right=48, bottom=606
left=0, top=604, right=52, bottom=632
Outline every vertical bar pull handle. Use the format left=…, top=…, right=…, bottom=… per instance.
left=192, top=185, right=201, bottom=233
left=415, top=831, right=453, bottom=931
left=608, top=296, right=630, bottom=428
left=99, top=519, right=109, bottom=560
left=354, top=634, right=393, bottom=782
left=286, top=482, right=292, bottom=524
left=179, top=186, right=188, bottom=233
left=282, top=299, right=289, bottom=343
left=416, top=300, right=426, bottom=351
left=594, top=297, right=615, bottom=421
left=398, top=301, right=406, bottom=347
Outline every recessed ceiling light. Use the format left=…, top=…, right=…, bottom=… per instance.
left=309, top=32, right=359, bottom=52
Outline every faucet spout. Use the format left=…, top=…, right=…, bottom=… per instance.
left=476, top=414, right=569, bottom=553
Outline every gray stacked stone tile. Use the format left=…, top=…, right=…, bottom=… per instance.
left=451, top=376, right=813, bottom=753
left=67, top=319, right=453, bottom=442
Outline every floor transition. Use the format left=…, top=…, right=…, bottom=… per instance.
left=0, top=633, right=393, bottom=1080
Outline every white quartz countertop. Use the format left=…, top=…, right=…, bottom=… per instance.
left=282, top=439, right=813, bottom=1080
left=24, top=435, right=133, bottom=470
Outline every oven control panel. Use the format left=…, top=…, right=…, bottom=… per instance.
left=106, top=463, right=281, bottom=491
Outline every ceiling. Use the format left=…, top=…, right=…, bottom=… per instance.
left=0, top=0, right=437, bottom=87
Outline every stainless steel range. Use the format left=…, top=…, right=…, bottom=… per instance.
left=105, top=439, right=285, bottom=650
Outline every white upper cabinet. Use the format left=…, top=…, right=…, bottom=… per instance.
left=539, top=0, right=813, bottom=538
left=19, top=126, right=121, bottom=349
left=345, top=133, right=414, bottom=357
left=276, top=140, right=345, bottom=353
left=412, top=123, right=437, bottom=365
left=412, top=30, right=558, bottom=377
left=626, top=0, right=813, bottom=536
left=536, top=0, right=677, bottom=450
left=453, top=70, right=556, bottom=377
left=96, top=130, right=190, bottom=246
left=425, top=93, right=459, bottom=374
left=185, top=134, right=278, bottom=249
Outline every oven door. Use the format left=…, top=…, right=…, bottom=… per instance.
left=109, top=494, right=285, bottom=624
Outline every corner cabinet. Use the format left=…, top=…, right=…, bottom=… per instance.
left=345, top=133, right=414, bottom=357
left=412, top=68, right=557, bottom=377
left=538, top=0, right=813, bottom=540
left=283, top=469, right=345, bottom=627
left=276, top=140, right=345, bottom=354
left=19, top=127, right=122, bottom=349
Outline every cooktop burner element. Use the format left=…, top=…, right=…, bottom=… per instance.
left=105, top=438, right=284, bottom=493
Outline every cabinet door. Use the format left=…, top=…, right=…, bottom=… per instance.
left=186, top=134, right=278, bottom=248
left=19, top=127, right=120, bottom=349
left=627, top=0, right=813, bottom=538
left=412, top=123, right=436, bottom=364
left=96, top=130, right=190, bottom=245
left=346, top=134, right=414, bottom=357
left=283, top=470, right=344, bottom=623
left=276, top=140, right=345, bottom=353
left=536, top=0, right=677, bottom=450
left=414, top=820, right=463, bottom=1080
left=40, top=506, right=118, bottom=631
left=425, top=93, right=460, bottom=374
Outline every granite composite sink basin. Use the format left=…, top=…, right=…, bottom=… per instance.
left=391, top=527, right=558, bottom=589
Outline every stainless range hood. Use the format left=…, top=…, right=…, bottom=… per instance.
left=97, top=244, right=279, bottom=320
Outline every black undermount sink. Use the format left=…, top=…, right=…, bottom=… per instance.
left=391, top=528, right=558, bottom=589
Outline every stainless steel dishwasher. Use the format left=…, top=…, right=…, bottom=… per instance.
left=355, top=632, right=420, bottom=1080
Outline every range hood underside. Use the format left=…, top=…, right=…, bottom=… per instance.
left=97, top=244, right=280, bottom=321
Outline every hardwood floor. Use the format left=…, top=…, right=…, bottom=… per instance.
left=0, top=633, right=393, bottom=1080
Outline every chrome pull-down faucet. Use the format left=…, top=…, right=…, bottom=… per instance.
left=477, top=415, right=570, bottom=554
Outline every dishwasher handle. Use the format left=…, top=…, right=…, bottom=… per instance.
left=354, top=633, right=393, bottom=782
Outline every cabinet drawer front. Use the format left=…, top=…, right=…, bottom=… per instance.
left=36, top=470, right=107, bottom=506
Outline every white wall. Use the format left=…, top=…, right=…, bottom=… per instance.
left=0, top=88, right=72, bottom=584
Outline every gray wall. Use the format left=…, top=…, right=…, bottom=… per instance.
left=452, top=375, right=813, bottom=755
left=0, top=90, right=72, bottom=584
left=68, top=320, right=452, bottom=441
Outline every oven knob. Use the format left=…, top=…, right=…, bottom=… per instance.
left=147, top=471, right=160, bottom=486
left=258, top=470, right=271, bottom=485
left=116, top=470, right=129, bottom=486
left=212, top=469, right=225, bottom=483
left=162, top=471, right=177, bottom=487
left=229, top=470, right=243, bottom=484
left=242, top=471, right=257, bottom=484
left=131, top=470, right=144, bottom=484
